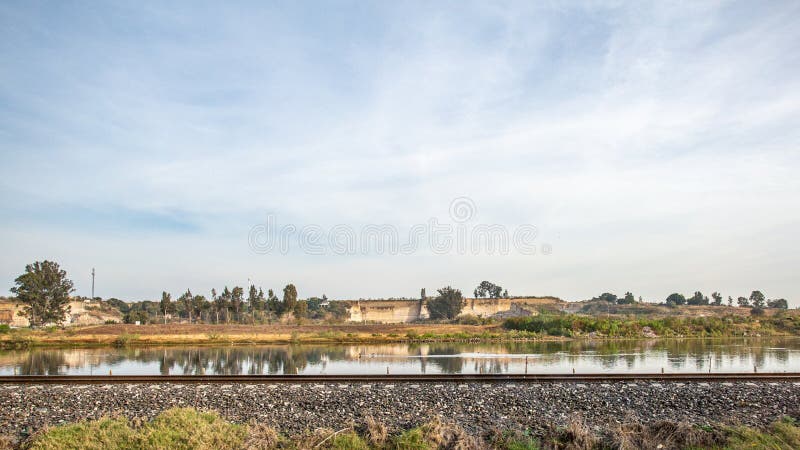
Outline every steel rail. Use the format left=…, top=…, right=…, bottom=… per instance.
left=1, top=373, right=799, bottom=384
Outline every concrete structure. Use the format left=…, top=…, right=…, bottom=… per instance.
left=344, top=297, right=562, bottom=323
left=0, top=300, right=122, bottom=327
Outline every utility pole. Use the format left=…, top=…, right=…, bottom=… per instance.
left=91, top=268, right=96, bottom=300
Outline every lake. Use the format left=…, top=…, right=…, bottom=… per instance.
left=2, top=338, right=799, bottom=375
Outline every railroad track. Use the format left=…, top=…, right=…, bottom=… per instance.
left=1, top=373, right=799, bottom=384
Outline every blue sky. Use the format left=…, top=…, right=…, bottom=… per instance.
left=1, top=1, right=799, bottom=304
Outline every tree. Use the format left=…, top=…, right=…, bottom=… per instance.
left=711, top=292, right=722, bottom=306
left=665, top=293, right=686, bottom=306
left=267, top=289, right=281, bottom=315
left=728, top=296, right=734, bottom=307
left=749, top=291, right=765, bottom=309
left=192, top=295, right=207, bottom=322
left=160, top=292, right=175, bottom=324
left=618, top=292, right=636, bottom=305
left=595, top=292, right=618, bottom=303
left=248, top=285, right=264, bottom=322
left=283, top=284, right=298, bottom=313
left=293, top=300, right=308, bottom=319
left=427, top=286, right=464, bottom=320
left=687, top=291, right=707, bottom=306
left=737, top=296, right=749, bottom=307
left=502, top=289, right=509, bottom=297
left=474, top=281, right=503, bottom=299
left=767, top=298, right=788, bottom=309
left=420, top=288, right=426, bottom=300
left=124, top=309, right=149, bottom=324
left=177, top=289, right=193, bottom=322
left=212, top=288, right=227, bottom=323
left=11, top=260, right=74, bottom=327
left=230, top=287, right=244, bottom=322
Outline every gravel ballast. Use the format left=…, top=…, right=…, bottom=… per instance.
left=2, top=381, right=799, bottom=442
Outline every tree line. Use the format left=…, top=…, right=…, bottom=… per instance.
left=114, top=284, right=350, bottom=325
left=6, top=261, right=792, bottom=327
left=592, top=290, right=789, bottom=311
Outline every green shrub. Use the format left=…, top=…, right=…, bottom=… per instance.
left=726, top=416, right=800, bottom=449
left=26, top=417, right=137, bottom=450
left=328, top=431, right=369, bottom=450
left=0, top=324, right=10, bottom=334
left=393, top=428, right=433, bottom=450
left=112, top=333, right=139, bottom=348
left=139, top=408, right=246, bottom=450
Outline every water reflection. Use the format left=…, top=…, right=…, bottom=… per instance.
left=1, top=338, right=799, bottom=376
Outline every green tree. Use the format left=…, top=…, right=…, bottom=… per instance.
left=750, top=290, right=766, bottom=309
left=474, top=281, right=503, bottom=298
left=711, top=292, right=723, bottom=306
left=230, top=287, right=244, bottom=322
left=192, top=295, right=207, bottom=322
left=178, top=289, right=193, bottom=322
left=283, top=284, right=298, bottom=313
left=687, top=291, right=707, bottom=305
left=427, top=286, right=464, bottom=320
left=293, top=300, right=308, bottom=319
left=665, top=293, right=686, bottom=306
left=595, top=292, right=618, bottom=303
left=160, top=291, right=175, bottom=324
left=124, top=309, right=149, bottom=324
left=727, top=295, right=734, bottom=307
left=767, top=298, right=788, bottom=309
left=327, top=301, right=348, bottom=321
left=247, top=285, right=263, bottom=322
left=267, top=289, right=281, bottom=315
left=737, top=296, right=749, bottom=307
left=618, top=292, right=636, bottom=305
left=11, top=260, right=74, bottom=327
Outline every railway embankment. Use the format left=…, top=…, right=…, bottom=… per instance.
left=2, top=380, right=799, bottom=443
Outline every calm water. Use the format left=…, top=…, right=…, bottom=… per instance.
left=2, top=338, right=799, bottom=375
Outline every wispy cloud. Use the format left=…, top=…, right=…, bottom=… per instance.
left=1, top=1, right=798, bottom=303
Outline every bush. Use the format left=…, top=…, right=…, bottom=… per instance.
left=26, top=417, right=137, bottom=450
left=112, top=333, right=139, bottom=348
left=139, top=408, right=246, bottom=449
left=456, top=314, right=483, bottom=325
left=0, top=324, right=10, bottom=334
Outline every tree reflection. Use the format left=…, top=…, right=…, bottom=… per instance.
left=2, top=337, right=798, bottom=375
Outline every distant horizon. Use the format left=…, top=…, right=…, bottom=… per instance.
left=2, top=270, right=793, bottom=308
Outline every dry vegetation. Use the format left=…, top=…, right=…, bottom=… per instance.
left=11, top=408, right=800, bottom=450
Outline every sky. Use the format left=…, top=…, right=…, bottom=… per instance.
left=1, top=1, right=799, bottom=305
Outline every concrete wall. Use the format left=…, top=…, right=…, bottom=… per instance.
left=345, top=297, right=562, bottom=323
left=347, top=300, right=429, bottom=323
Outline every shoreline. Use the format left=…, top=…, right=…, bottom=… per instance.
left=2, top=327, right=798, bottom=350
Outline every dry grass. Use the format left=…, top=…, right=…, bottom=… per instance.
left=611, top=419, right=723, bottom=450
left=16, top=408, right=800, bottom=450
left=364, top=416, right=388, bottom=447
left=420, top=417, right=484, bottom=450
left=244, top=422, right=281, bottom=449
left=543, top=418, right=598, bottom=450
left=0, top=436, right=15, bottom=450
